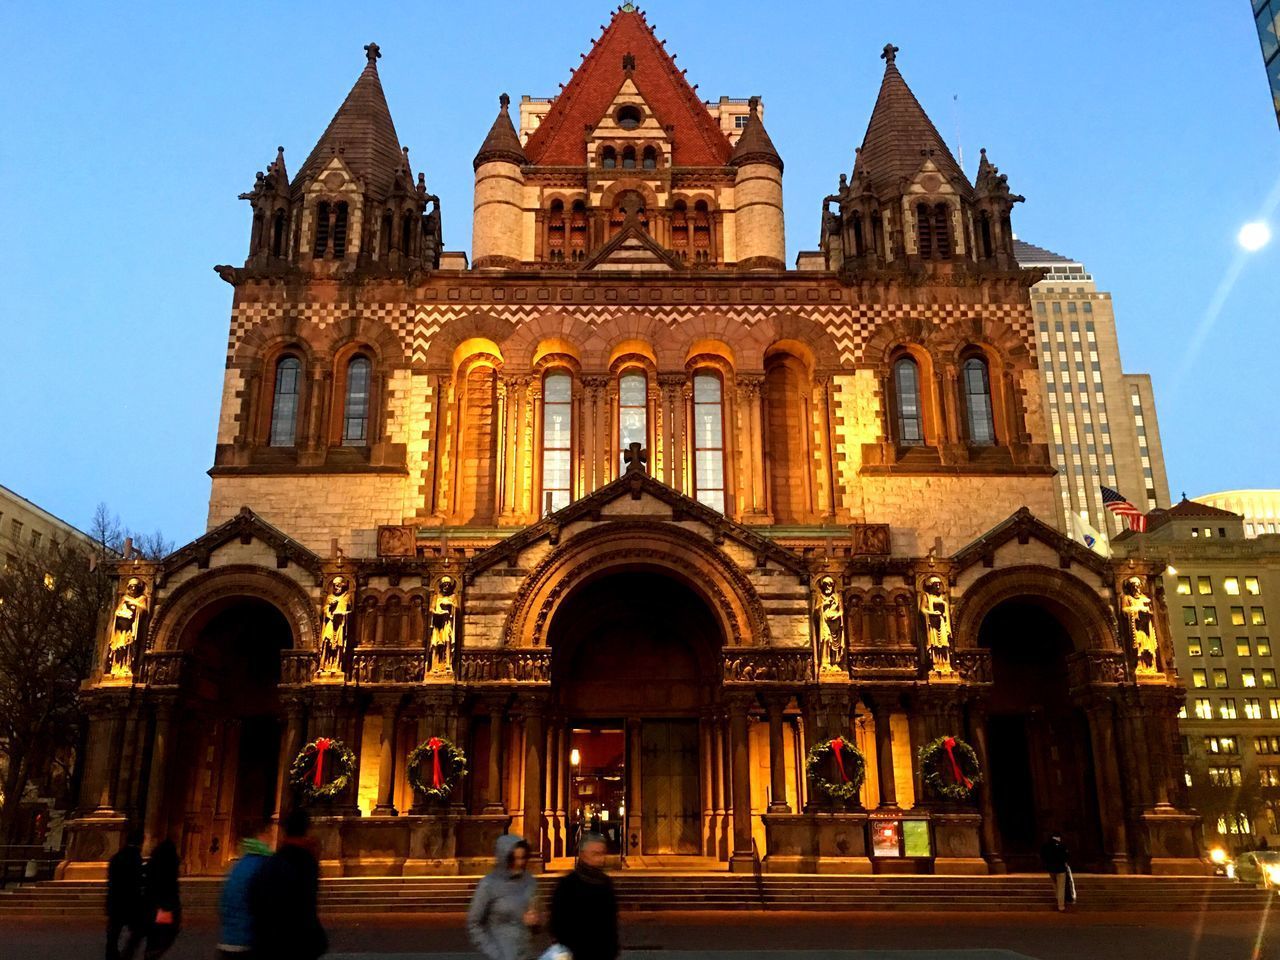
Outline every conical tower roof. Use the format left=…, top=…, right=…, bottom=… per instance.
left=522, top=6, right=732, bottom=167
left=730, top=97, right=783, bottom=172
left=857, top=44, right=971, bottom=199
left=473, top=94, right=528, bottom=170
left=293, top=43, right=405, bottom=202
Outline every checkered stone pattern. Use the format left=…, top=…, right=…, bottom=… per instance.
left=228, top=299, right=1034, bottom=367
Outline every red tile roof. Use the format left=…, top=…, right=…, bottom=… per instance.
left=523, top=9, right=732, bottom=168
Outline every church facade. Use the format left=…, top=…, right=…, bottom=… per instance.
left=65, top=9, right=1203, bottom=878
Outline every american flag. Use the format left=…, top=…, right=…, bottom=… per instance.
left=1101, top=485, right=1147, bottom=532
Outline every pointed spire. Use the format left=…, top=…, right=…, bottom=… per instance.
left=973, top=147, right=1024, bottom=204
left=855, top=43, right=971, bottom=199
left=473, top=93, right=527, bottom=170
left=730, top=97, right=783, bottom=172
left=293, top=43, right=405, bottom=202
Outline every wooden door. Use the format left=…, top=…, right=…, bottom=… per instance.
left=640, top=720, right=700, bottom=855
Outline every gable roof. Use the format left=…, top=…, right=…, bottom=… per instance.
left=949, top=507, right=1112, bottom=578
left=1144, top=496, right=1241, bottom=532
left=293, top=43, right=405, bottom=202
left=522, top=9, right=732, bottom=167
left=581, top=220, right=683, bottom=271
left=159, top=507, right=323, bottom=583
left=465, top=466, right=809, bottom=581
left=856, top=44, right=971, bottom=200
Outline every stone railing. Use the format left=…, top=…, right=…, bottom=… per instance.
left=280, top=650, right=318, bottom=686
left=848, top=647, right=920, bottom=678
left=351, top=649, right=427, bottom=685
left=722, top=649, right=812, bottom=684
left=1066, top=651, right=1128, bottom=689
left=457, top=649, right=552, bottom=684
left=141, top=651, right=187, bottom=686
left=952, top=650, right=992, bottom=684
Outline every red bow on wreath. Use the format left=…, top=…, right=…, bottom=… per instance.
left=428, top=737, right=444, bottom=789
left=943, top=736, right=973, bottom=790
left=830, top=737, right=851, bottom=783
left=313, top=738, right=333, bottom=787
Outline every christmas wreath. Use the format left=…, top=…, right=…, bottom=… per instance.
left=407, top=736, right=468, bottom=802
left=805, top=736, right=866, bottom=802
left=289, top=737, right=356, bottom=802
left=919, top=735, right=982, bottom=801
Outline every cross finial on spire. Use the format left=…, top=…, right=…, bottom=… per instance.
left=881, top=43, right=899, bottom=65
left=622, top=51, right=636, bottom=72
left=499, top=92, right=510, bottom=111
left=748, top=96, right=760, bottom=115
left=624, top=442, right=648, bottom=475
left=364, top=42, right=381, bottom=64
left=621, top=2, right=636, bottom=12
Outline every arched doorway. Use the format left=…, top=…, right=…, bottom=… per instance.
left=548, top=570, right=722, bottom=861
left=979, top=598, right=1104, bottom=871
left=167, top=598, right=292, bottom=874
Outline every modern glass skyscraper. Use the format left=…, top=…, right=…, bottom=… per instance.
left=1255, top=0, right=1280, bottom=128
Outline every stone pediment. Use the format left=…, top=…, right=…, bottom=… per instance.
left=580, top=222, right=682, bottom=272
left=158, top=506, right=323, bottom=585
left=949, top=507, right=1111, bottom=581
left=465, top=468, right=809, bottom=581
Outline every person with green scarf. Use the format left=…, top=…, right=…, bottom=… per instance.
left=217, top=821, right=274, bottom=958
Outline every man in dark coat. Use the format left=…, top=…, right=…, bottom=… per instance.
left=251, top=808, right=327, bottom=960
left=1040, top=832, right=1072, bottom=912
left=106, top=832, right=145, bottom=960
left=550, top=833, right=619, bottom=960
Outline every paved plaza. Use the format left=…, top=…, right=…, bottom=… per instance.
left=6, top=910, right=1279, bottom=960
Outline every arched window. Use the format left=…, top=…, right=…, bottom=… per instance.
left=962, top=356, right=996, bottom=446
left=978, top=212, right=993, bottom=260
left=764, top=354, right=808, bottom=523
left=458, top=365, right=499, bottom=524
left=851, top=212, right=864, bottom=257
left=251, top=211, right=264, bottom=255
left=601, top=146, right=617, bottom=170
left=692, top=373, right=726, bottom=513
left=692, top=200, right=712, bottom=262
left=542, top=372, right=573, bottom=514
left=617, top=105, right=642, bottom=129
left=547, top=200, right=566, bottom=262
left=642, top=145, right=657, bottom=170
left=892, top=357, right=924, bottom=447
left=314, top=201, right=331, bottom=257
left=401, top=212, right=413, bottom=257
left=380, top=211, right=394, bottom=254
left=916, top=203, right=932, bottom=260
left=333, top=202, right=349, bottom=257
left=671, top=200, right=689, bottom=258
left=271, top=209, right=287, bottom=258
left=622, top=146, right=637, bottom=170
left=342, top=356, right=371, bottom=446
left=618, top=372, right=647, bottom=470
left=933, top=203, right=952, bottom=259
left=569, top=200, right=588, bottom=261
left=269, top=356, right=302, bottom=447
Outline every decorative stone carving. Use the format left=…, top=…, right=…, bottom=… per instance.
left=427, top=575, right=459, bottom=676
left=723, top=649, right=812, bottom=683
left=352, top=650, right=427, bottom=685
left=952, top=650, right=992, bottom=684
left=141, top=650, right=185, bottom=686
left=318, top=576, right=354, bottom=676
left=377, top=525, right=417, bottom=558
left=106, top=577, right=148, bottom=680
left=457, top=649, right=552, bottom=683
left=919, top=575, right=954, bottom=677
left=850, top=523, right=891, bottom=557
left=814, top=575, right=846, bottom=674
left=1122, top=576, right=1159, bottom=677
left=280, top=650, right=317, bottom=685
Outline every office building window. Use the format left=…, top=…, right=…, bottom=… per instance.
left=1219, top=699, right=1238, bottom=719
left=1184, top=606, right=1198, bottom=626
left=1199, top=576, right=1214, bottom=595
left=1204, top=607, right=1219, bottom=626
left=1261, top=768, right=1280, bottom=788
left=1271, top=698, right=1280, bottom=720
left=1254, top=607, right=1268, bottom=626
left=1256, top=736, right=1280, bottom=755
left=1260, top=638, right=1272, bottom=657
left=1209, top=766, right=1244, bottom=787
left=1188, top=638, right=1203, bottom=657
left=1225, top=577, right=1241, bottom=596
left=1214, top=668, right=1230, bottom=688
left=1194, top=698, right=1213, bottom=719
left=1205, top=735, right=1240, bottom=754
left=1176, top=577, right=1192, bottom=595
left=1265, top=668, right=1279, bottom=688
left=1209, top=637, right=1224, bottom=657
left=1246, top=698, right=1263, bottom=719
left=1243, top=668, right=1258, bottom=688
left=1193, top=669, right=1208, bottom=688
left=1238, top=638, right=1253, bottom=658
left=1232, top=606, right=1247, bottom=626
left=1246, top=577, right=1261, bottom=595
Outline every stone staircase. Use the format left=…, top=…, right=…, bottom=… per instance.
left=0, top=874, right=1271, bottom=918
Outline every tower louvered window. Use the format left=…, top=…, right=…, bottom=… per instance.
left=933, top=204, right=951, bottom=259
left=314, top=202, right=331, bottom=256
left=401, top=213, right=413, bottom=257
left=271, top=209, right=286, bottom=257
left=333, top=202, right=349, bottom=257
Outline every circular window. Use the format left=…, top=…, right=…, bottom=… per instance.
left=617, top=105, right=642, bottom=130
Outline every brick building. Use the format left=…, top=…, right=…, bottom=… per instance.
left=64, top=11, right=1202, bottom=878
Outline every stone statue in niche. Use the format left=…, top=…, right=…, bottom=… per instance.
left=1122, top=576, right=1159, bottom=676
left=106, top=577, right=148, bottom=679
left=428, top=575, right=459, bottom=675
left=919, top=575, right=954, bottom=676
left=318, top=576, right=353, bottom=675
left=814, top=575, right=846, bottom=673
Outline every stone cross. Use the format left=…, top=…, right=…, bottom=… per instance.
left=622, top=52, right=636, bottom=72
left=365, top=42, right=381, bottom=63
left=881, top=43, right=899, bottom=65
left=624, top=442, right=648, bottom=475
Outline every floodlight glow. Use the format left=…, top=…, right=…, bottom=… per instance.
left=1238, top=221, right=1272, bottom=252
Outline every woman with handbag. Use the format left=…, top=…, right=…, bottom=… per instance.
left=142, top=840, right=182, bottom=958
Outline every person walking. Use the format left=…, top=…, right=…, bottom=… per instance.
left=251, top=808, right=327, bottom=960
left=105, top=832, right=145, bottom=960
left=141, top=839, right=181, bottom=959
left=549, top=832, right=619, bottom=960
left=467, top=834, right=539, bottom=960
left=217, top=821, right=274, bottom=958
left=1040, top=832, right=1072, bottom=912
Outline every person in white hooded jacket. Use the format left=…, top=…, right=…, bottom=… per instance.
left=468, top=834, right=539, bottom=960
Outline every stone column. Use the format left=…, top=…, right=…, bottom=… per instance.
left=81, top=699, right=125, bottom=816
left=142, top=697, right=177, bottom=848
left=626, top=717, right=644, bottom=858
left=699, top=714, right=716, bottom=854
left=727, top=695, right=754, bottom=870
left=1082, top=694, right=1131, bottom=870
left=966, top=701, right=1003, bottom=872
left=519, top=696, right=546, bottom=863
left=484, top=696, right=507, bottom=812
left=871, top=698, right=898, bottom=809
left=713, top=711, right=730, bottom=860
left=498, top=377, right=520, bottom=522
left=373, top=696, right=400, bottom=816
left=274, top=698, right=306, bottom=822
left=764, top=695, right=791, bottom=813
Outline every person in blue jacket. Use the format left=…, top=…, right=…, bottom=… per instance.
left=217, top=820, right=274, bottom=958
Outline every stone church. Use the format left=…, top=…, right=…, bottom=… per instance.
left=65, top=8, right=1202, bottom=878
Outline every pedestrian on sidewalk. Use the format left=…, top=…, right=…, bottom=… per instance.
left=141, top=839, right=181, bottom=959
left=468, top=834, right=540, bottom=960
left=216, top=820, right=274, bottom=958
left=105, top=831, right=145, bottom=960
left=549, top=832, right=619, bottom=960
left=1040, top=831, right=1073, bottom=912
left=251, top=808, right=328, bottom=960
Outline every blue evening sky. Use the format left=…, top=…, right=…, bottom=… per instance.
left=2, top=1, right=1277, bottom=545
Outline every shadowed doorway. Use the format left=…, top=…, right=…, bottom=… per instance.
left=979, top=598, right=1104, bottom=871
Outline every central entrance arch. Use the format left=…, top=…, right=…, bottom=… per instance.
left=978, top=596, right=1105, bottom=871
left=547, top=569, right=724, bottom=862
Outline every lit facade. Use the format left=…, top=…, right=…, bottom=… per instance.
left=1015, top=242, right=1170, bottom=536
left=1197, top=490, right=1280, bottom=538
left=0, top=483, right=98, bottom=564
